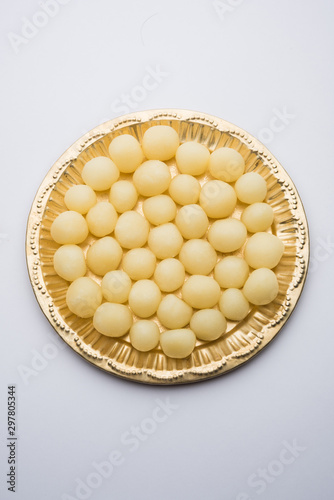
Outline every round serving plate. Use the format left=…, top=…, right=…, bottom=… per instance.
left=26, top=109, right=309, bottom=384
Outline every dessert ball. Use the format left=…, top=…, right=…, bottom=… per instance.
left=108, top=134, right=144, bottom=173
left=176, top=142, right=210, bottom=175
left=51, top=211, right=88, bottom=244
left=82, top=156, right=119, bottom=191
left=142, top=125, right=179, bottom=161
left=199, top=180, right=237, bottom=218
left=66, top=277, right=102, bottom=318
left=209, top=147, right=245, bottom=182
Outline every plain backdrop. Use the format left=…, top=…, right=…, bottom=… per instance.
left=1, top=1, right=334, bottom=499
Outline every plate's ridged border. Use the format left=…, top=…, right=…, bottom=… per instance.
left=26, top=109, right=309, bottom=384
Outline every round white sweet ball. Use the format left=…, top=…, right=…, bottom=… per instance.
left=101, top=270, right=131, bottom=303
left=148, top=223, right=183, bottom=259
left=114, top=211, right=150, bottom=249
left=142, top=125, right=179, bottom=161
left=129, top=320, right=160, bottom=352
left=175, top=142, right=210, bottom=175
left=160, top=329, right=196, bottom=358
left=214, top=256, right=249, bottom=289
left=208, top=218, right=247, bottom=253
left=51, top=211, right=88, bottom=244
left=93, top=303, right=133, bottom=337
left=219, top=288, right=249, bottom=321
left=235, top=172, right=267, bottom=204
left=109, top=181, right=138, bottom=213
left=209, top=147, right=245, bottom=182
left=241, top=202, right=274, bottom=233
left=53, top=244, right=86, bottom=282
left=143, top=195, right=177, bottom=225
left=157, top=295, right=193, bottom=329
left=108, top=134, right=144, bottom=173
left=133, top=160, right=171, bottom=196
left=179, top=239, right=217, bottom=275
left=175, top=204, right=209, bottom=239
left=82, top=156, right=119, bottom=191
left=243, top=268, right=279, bottom=305
left=190, top=309, right=227, bottom=341
left=182, top=275, right=220, bottom=309
left=199, top=180, right=237, bottom=218
left=244, top=232, right=284, bottom=269
left=86, top=236, right=123, bottom=276
left=66, top=277, right=102, bottom=318
left=128, top=280, right=162, bottom=318
left=168, top=174, right=200, bottom=205
left=64, top=185, right=97, bottom=214
left=86, top=202, right=118, bottom=238
left=122, top=248, right=156, bottom=280
left=153, top=258, right=185, bottom=292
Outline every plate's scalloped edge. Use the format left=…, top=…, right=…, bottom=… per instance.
left=26, top=109, right=309, bottom=385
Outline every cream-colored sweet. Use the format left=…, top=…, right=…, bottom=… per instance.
left=53, top=244, right=86, bottom=282
left=160, top=329, right=196, bottom=358
left=157, top=295, right=193, bottom=329
left=214, top=256, right=249, bottom=289
left=81, top=156, right=119, bottom=191
left=244, top=232, right=284, bottom=269
left=93, top=303, right=133, bottom=337
left=86, top=237, right=123, bottom=276
left=108, top=134, right=144, bottom=173
left=66, top=277, right=102, bottom=318
left=209, top=147, right=245, bottom=182
left=128, top=279, right=162, bottom=318
left=219, top=288, right=249, bottom=321
left=168, top=174, right=200, bottom=205
left=114, top=211, right=150, bottom=249
left=208, top=218, right=247, bottom=253
left=175, top=142, right=210, bottom=175
left=51, top=211, right=88, bottom=244
left=64, top=185, right=97, bottom=214
left=175, top=204, right=209, bottom=239
left=148, top=223, right=183, bottom=259
left=86, top=202, right=118, bottom=238
left=142, top=125, right=179, bottom=161
left=109, top=181, right=138, bottom=213
left=190, top=309, right=227, bottom=341
left=243, top=268, right=279, bottom=305
left=129, top=320, right=160, bottom=352
left=241, top=202, right=274, bottom=233
left=133, top=160, right=171, bottom=196
left=182, top=275, right=220, bottom=309
left=153, top=258, right=185, bottom=292
left=199, top=180, right=237, bottom=218
left=142, top=195, right=177, bottom=225
left=122, top=248, right=156, bottom=280
left=235, top=172, right=267, bottom=204
left=101, top=270, right=131, bottom=303
left=179, top=239, right=217, bottom=275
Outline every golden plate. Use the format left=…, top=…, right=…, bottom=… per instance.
left=26, top=109, right=309, bottom=384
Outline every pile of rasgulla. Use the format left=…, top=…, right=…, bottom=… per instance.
left=51, top=125, right=284, bottom=359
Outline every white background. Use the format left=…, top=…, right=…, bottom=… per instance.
left=1, top=1, right=334, bottom=499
